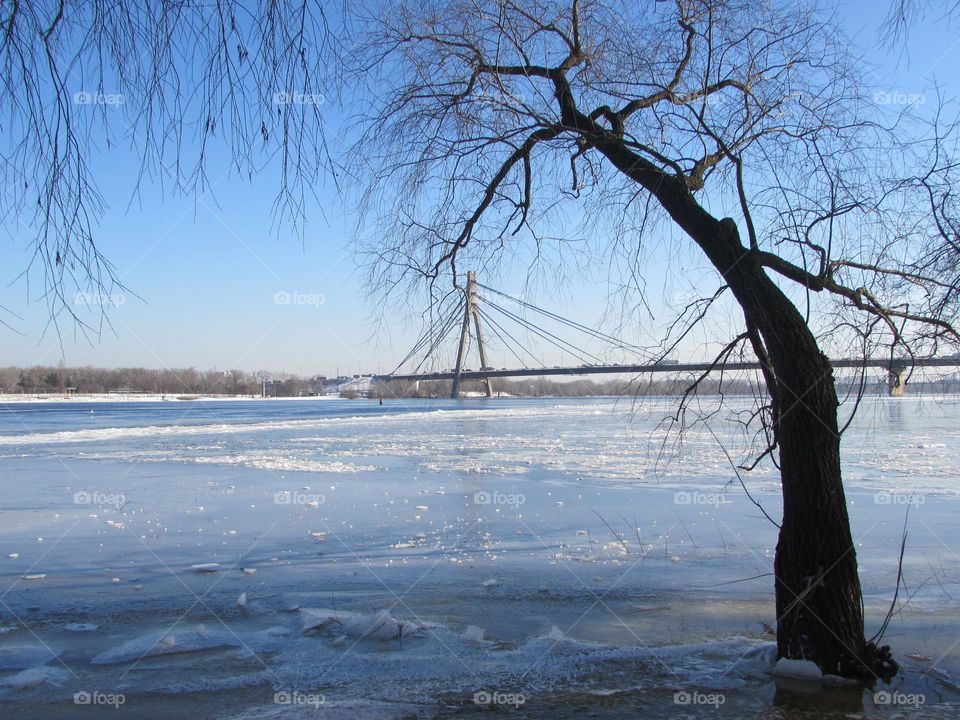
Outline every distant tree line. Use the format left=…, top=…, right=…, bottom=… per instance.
left=4, top=366, right=958, bottom=399
left=0, top=366, right=315, bottom=397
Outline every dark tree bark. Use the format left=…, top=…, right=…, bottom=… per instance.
left=576, top=121, right=874, bottom=676
left=673, top=207, right=871, bottom=677
left=682, top=221, right=870, bottom=678
left=719, top=224, right=868, bottom=678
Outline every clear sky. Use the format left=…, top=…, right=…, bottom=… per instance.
left=0, top=0, right=956, bottom=377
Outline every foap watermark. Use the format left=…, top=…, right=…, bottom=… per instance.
left=674, top=690, right=726, bottom=707
left=673, top=91, right=731, bottom=107
left=874, top=492, right=925, bottom=506
left=273, top=91, right=325, bottom=106
left=273, top=690, right=325, bottom=709
left=74, top=490, right=125, bottom=509
left=474, top=490, right=525, bottom=507
left=73, top=90, right=125, bottom=107
left=670, top=289, right=701, bottom=308
left=674, top=490, right=729, bottom=507
left=473, top=690, right=526, bottom=707
left=475, top=86, right=532, bottom=107
left=874, top=90, right=925, bottom=106
left=274, top=490, right=325, bottom=506
left=273, top=290, right=326, bottom=308
left=74, top=690, right=126, bottom=708
left=74, top=291, right=126, bottom=307
left=874, top=690, right=925, bottom=707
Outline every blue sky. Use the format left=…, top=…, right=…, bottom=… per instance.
left=0, top=0, right=956, bottom=377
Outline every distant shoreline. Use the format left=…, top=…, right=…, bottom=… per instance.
left=2, top=390, right=959, bottom=404
left=0, top=393, right=338, bottom=403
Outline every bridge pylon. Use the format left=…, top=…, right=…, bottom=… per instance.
left=888, top=360, right=908, bottom=397
left=451, top=271, right=494, bottom=399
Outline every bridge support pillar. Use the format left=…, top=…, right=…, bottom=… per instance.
left=451, top=271, right=494, bottom=399
left=888, top=364, right=907, bottom=397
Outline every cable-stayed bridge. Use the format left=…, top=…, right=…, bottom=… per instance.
left=377, top=272, right=960, bottom=398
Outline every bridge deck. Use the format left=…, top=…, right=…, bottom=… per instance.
left=381, top=357, right=959, bottom=383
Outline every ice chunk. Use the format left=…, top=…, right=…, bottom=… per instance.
left=463, top=625, right=485, bottom=642
left=482, top=578, right=498, bottom=587
left=0, top=644, right=58, bottom=670
left=301, top=608, right=420, bottom=641
left=740, top=642, right=777, bottom=669
left=64, top=623, right=98, bottom=632
left=0, top=666, right=70, bottom=691
left=91, top=628, right=240, bottom=665
left=547, top=626, right=565, bottom=641
left=300, top=608, right=351, bottom=634
left=190, top=563, right=220, bottom=573
left=339, top=611, right=419, bottom=641
left=771, top=658, right=823, bottom=681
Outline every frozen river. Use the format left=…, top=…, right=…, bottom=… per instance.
left=0, top=395, right=958, bottom=718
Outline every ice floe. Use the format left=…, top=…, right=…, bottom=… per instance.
left=0, top=644, right=58, bottom=670
left=0, top=666, right=71, bottom=692
left=462, top=625, right=485, bottom=642
left=770, top=657, right=822, bottom=681
left=64, top=623, right=98, bottom=632
left=300, top=608, right=421, bottom=641
left=91, top=628, right=241, bottom=665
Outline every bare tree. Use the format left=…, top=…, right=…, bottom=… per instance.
left=3, top=0, right=958, bottom=684
left=0, top=0, right=339, bottom=331
left=881, top=0, right=960, bottom=43
left=350, top=0, right=959, bottom=679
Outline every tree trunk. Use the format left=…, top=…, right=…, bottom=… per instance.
left=748, top=291, right=867, bottom=677
left=710, top=221, right=869, bottom=678
left=580, top=128, right=879, bottom=678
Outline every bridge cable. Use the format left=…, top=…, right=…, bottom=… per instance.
left=481, top=298, right=607, bottom=367
left=481, top=298, right=605, bottom=367
left=477, top=283, right=651, bottom=355
left=391, top=302, right=459, bottom=373
left=475, top=306, right=538, bottom=369
left=410, top=300, right=467, bottom=375
left=391, top=299, right=465, bottom=375
left=482, top=299, right=602, bottom=367
left=478, top=282, right=642, bottom=350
